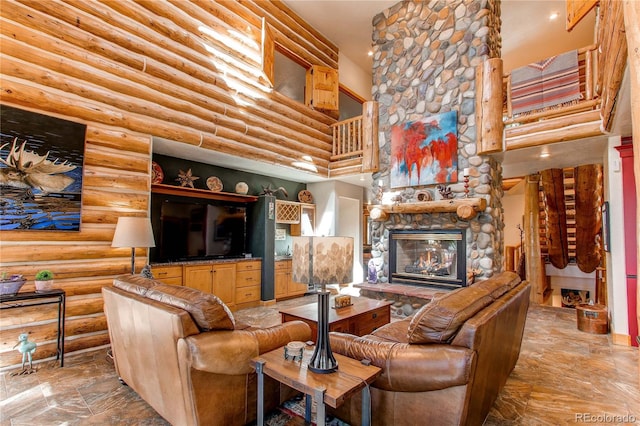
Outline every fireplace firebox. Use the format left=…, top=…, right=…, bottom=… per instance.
left=389, top=229, right=466, bottom=289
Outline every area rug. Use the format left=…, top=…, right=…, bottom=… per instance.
left=258, top=394, right=350, bottom=426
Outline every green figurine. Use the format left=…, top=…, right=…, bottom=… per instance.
left=12, top=332, right=37, bottom=375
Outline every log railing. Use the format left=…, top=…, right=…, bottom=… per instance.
left=476, top=45, right=605, bottom=156
left=329, top=101, right=379, bottom=176
left=331, top=115, right=363, bottom=160
left=503, top=44, right=600, bottom=126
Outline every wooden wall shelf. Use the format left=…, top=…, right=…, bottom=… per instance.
left=368, top=197, right=487, bottom=221
left=151, top=184, right=258, bottom=203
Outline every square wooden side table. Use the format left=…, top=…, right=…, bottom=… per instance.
left=279, top=296, right=392, bottom=341
left=253, top=345, right=381, bottom=426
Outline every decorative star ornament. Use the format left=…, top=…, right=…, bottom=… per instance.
left=175, top=168, right=199, bottom=188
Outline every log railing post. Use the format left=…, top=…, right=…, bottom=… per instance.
left=476, top=58, right=504, bottom=155
left=362, top=101, right=379, bottom=173
left=525, top=174, right=548, bottom=304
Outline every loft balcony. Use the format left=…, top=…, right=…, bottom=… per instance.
left=328, top=101, right=379, bottom=177
left=476, top=43, right=618, bottom=157
left=502, top=44, right=602, bottom=151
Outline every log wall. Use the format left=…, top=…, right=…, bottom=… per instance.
left=0, top=0, right=339, bottom=368
left=0, top=122, right=151, bottom=367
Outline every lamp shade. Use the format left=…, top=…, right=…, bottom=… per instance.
left=291, top=236, right=354, bottom=288
left=111, top=217, right=156, bottom=249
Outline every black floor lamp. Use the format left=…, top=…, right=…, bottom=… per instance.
left=291, top=236, right=354, bottom=374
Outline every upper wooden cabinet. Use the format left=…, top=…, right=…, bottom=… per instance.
left=276, top=200, right=301, bottom=224
left=305, top=65, right=339, bottom=111
left=291, top=203, right=315, bottom=236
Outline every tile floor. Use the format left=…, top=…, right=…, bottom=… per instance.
left=1, top=296, right=638, bottom=425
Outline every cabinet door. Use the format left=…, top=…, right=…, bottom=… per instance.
left=212, top=263, right=236, bottom=307
left=291, top=204, right=315, bottom=236
left=274, top=262, right=289, bottom=299
left=287, top=273, right=309, bottom=296
left=305, top=65, right=338, bottom=111
left=184, top=265, right=213, bottom=293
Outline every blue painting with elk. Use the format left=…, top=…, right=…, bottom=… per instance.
left=0, top=105, right=86, bottom=231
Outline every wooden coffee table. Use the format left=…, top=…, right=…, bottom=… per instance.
left=253, top=345, right=381, bottom=426
left=279, top=296, right=392, bottom=341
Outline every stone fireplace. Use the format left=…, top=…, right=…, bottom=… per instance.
left=367, top=0, right=504, bottom=291
left=389, top=229, right=466, bottom=288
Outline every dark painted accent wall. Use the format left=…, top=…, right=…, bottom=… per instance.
left=153, top=154, right=306, bottom=199
left=249, top=195, right=276, bottom=301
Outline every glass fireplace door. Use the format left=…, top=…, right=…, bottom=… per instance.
left=390, top=230, right=466, bottom=288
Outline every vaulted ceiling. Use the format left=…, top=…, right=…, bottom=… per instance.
left=156, top=1, right=629, bottom=184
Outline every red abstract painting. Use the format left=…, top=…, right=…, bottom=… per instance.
left=390, top=110, right=458, bottom=188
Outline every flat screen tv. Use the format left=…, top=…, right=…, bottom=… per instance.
left=150, top=197, right=247, bottom=263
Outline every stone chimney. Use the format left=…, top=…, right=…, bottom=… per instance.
left=369, top=0, right=504, bottom=284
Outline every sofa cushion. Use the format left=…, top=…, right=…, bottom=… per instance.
left=407, top=286, right=493, bottom=344
left=370, top=318, right=412, bottom=343
left=472, top=271, right=520, bottom=300
left=145, top=284, right=235, bottom=331
left=113, top=274, right=160, bottom=296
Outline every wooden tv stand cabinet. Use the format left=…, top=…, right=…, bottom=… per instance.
left=280, top=296, right=392, bottom=341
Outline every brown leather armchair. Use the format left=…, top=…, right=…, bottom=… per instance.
left=103, top=275, right=311, bottom=426
left=329, top=272, right=531, bottom=426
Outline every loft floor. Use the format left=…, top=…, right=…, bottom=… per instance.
left=1, top=298, right=637, bottom=424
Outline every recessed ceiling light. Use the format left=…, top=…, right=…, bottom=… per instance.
left=549, top=12, right=559, bottom=21
left=367, top=50, right=373, bottom=56
left=540, top=152, right=550, bottom=158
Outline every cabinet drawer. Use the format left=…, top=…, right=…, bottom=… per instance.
left=235, top=284, right=260, bottom=304
left=152, top=265, right=183, bottom=285
left=355, top=307, right=391, bottom=336
left=275, top=260, right=290, bottom=270
left=160, top=277, right=183, bottom=286
left=236, top=270, right=261, bottom=287
left=236, top=260, right=261, bottom=272
left=330, top=318, right=355, bottom=335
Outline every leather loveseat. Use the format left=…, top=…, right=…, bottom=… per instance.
left=329, top=271, right=531, bottom=426
left=103, top=274, right=311, bottom=426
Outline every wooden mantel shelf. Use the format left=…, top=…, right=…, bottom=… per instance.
left=151, top=184, right=258, bottom=203
left=368, top=197, right=487, bottom=221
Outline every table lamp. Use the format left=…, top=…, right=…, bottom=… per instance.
left=292, top=236, right=354, bottom=373
left=111, top=217, right=156, bottom=274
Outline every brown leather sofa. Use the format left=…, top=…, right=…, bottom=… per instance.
left=329, top=271, right=531, bottom=426
left=103, top=274, right=311, bottom=426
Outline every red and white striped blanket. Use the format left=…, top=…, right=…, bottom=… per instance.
left=511, top=50, right=581, bottom=115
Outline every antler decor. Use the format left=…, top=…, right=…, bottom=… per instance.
left=259, top=184, right=288, bottom=198
left=0, top=138, right=76, bottom=193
